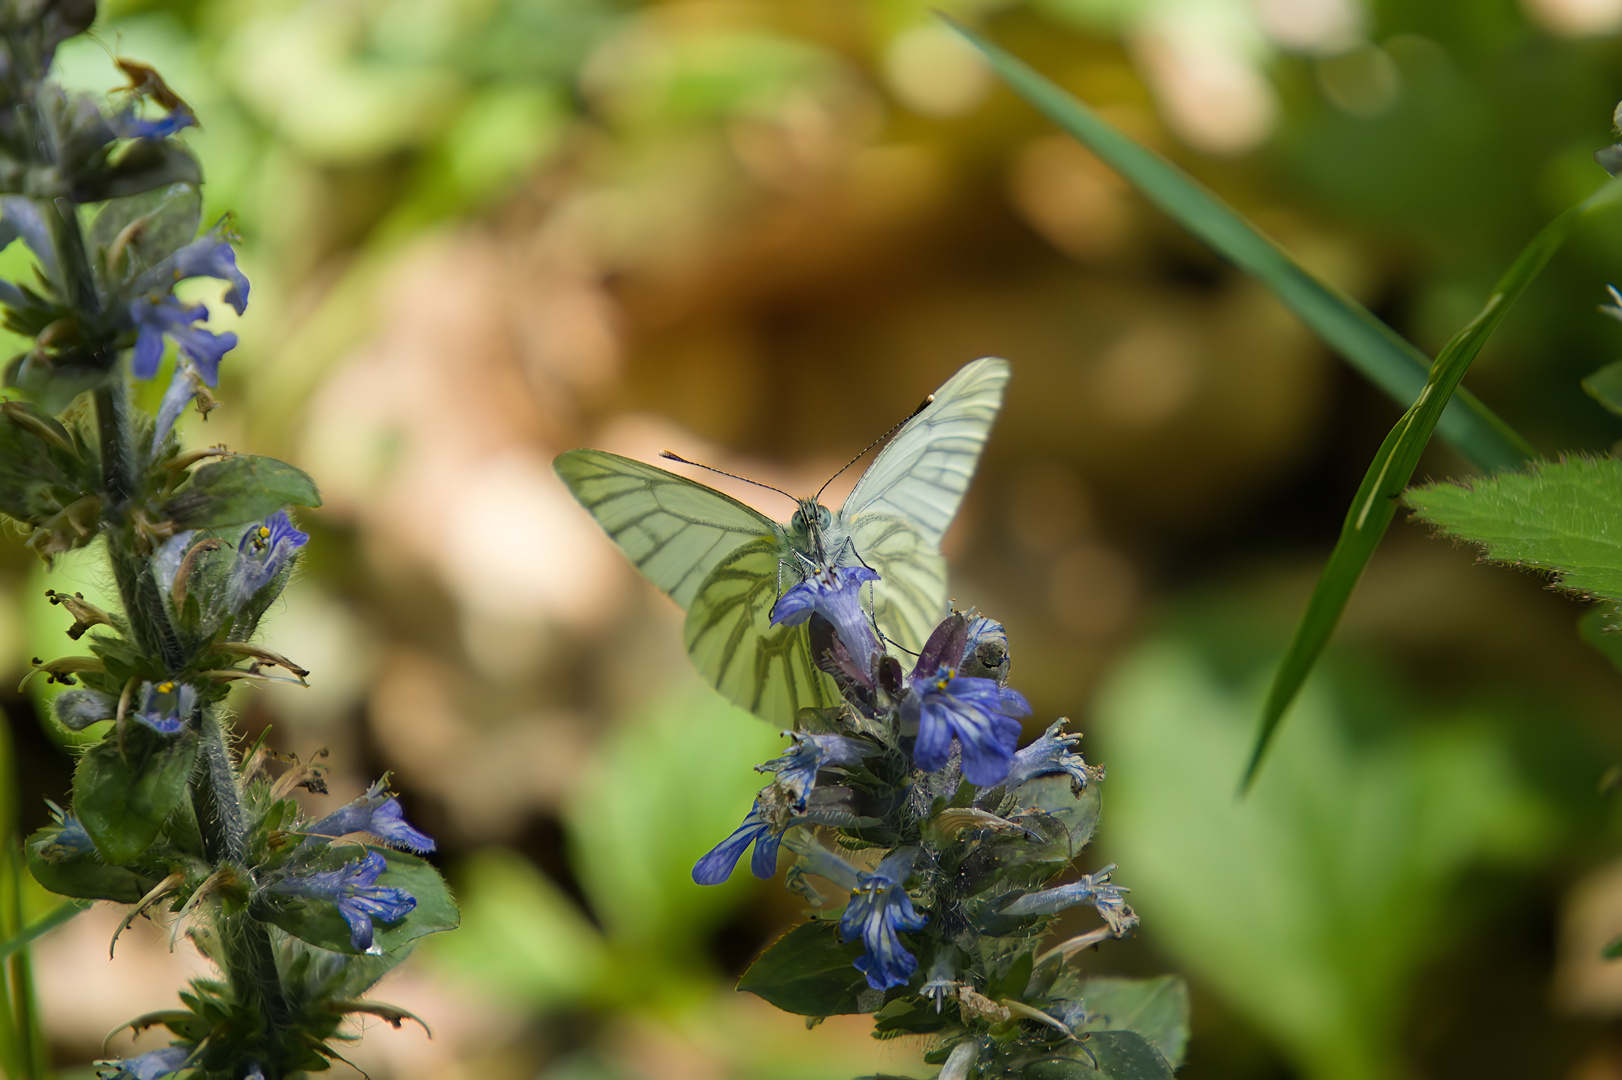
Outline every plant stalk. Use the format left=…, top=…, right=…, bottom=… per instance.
left=193, top=710, right=293, bottom=1075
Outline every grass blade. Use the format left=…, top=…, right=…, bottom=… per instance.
left=1239, top=180, right=1622, bottom=790
left=0, top=897, right=90, bottom=963
left=947, top=18, right=1536, bottom=473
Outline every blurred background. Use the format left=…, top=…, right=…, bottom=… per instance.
left=8, top=0, right=1622, bottom=1076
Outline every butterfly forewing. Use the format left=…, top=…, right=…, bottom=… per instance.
left=839, top=357, right=1010, bottom=551
left=834, top=357, right=1010, bottom=648
left=684, top=537, right=841, bottom=725
left=554, top=449, right=781, bottom=609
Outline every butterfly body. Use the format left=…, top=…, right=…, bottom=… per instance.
left=556, top=357, right=1009, bottom=726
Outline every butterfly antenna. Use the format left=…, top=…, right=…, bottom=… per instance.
left=815, top=392, right=935, bottom=501
left=659, top=451, right=799, bottom=504
left=882, top=634, right=921, bottom=658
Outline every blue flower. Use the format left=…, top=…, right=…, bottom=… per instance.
left=53, top=686, right=117, bottom=730
left=132, top=226, right=252, bottom=317
left=0, top=196, right=58, bottom=288
left=759, top=732, right=870, bottom=811
left=124, top=226, right=250, bottom=449
left=997, top=864, right=1137, bottom=934
left=131, top=297, right=237, bottom=384
left=227, top=510, right=309, bottom=610
left=1002, top=719, right=1099, bottom=792
left=39, top=802, right=96, bottom=860
left=840, top=848, right=927, bottom=991
left=270, top=850, right=416, bottom=951
left=692, top=795, right=783, bottom=884
left=132, top=680, right=196, bottom=735
left=110, top=104, right=196, bottom=140
left=905, top=667, right=1030, bottom=787
left=99, top=1044, right=193, bottom=1080
left=961, top=615, right=1010, bottom=678
left=131, top=296, right=239, bottom=449
left=307, top=780, right=436, bottom=854
left=770, top=564, right=881, bottom=667
left=161, top=234, right=250, bottom=316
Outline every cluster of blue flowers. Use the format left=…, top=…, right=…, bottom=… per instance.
left=0, top=6, right=458, bottom=1077
left=691, top=559, right=1160, bottom=1074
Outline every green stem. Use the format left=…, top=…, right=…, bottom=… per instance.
left=192, top=711, right=293, bottom=1075
left=94, top=382, right=134, bottom=513
left=194, top=710, right=246, bottom=862
left=0, top=842, right=18, bottom=1080
left=2, top=845, right=41, bottom=1080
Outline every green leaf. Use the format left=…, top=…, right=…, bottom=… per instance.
left=76, top=140, right=203, bottom=201
left=1022, top=1033, right=1174, bottom=1080
left=72, top=728, right=198, bottom=864
left=1098, top=640, right=1552, bottom=1080
left=0, top=400, right=99, bottom=557
left=423, top=848, right=606, bottom=1008
left=1013, top=773, right=1100, bottom=860
left=1023, top=1062, right=1102, bottom=1080
left=1406, top=457, right=1622, bottom=599
left=1074, top=976, right=1190, bottom=1069
left=1085, top=1031, right=1176, bottom=1080
left=88, top=183, right=203, bottom=287
left=564, top=680, right=784, bottom=960
left=258, top=848, right=459, bottom=955
left=1579, top=605, right=1622, bottom=675
left=1605, top=933, right=1622, bottom=960
left=1583, top=361, right=1622, bottom=418
left=0, top=898, right=91, bottom=961
left=162, top=454, right=321, bottom=530
left=736, top=920, right=874, bottom=1016
left=24, top=822, right=160, bottom=902
left=947, top=17, right=1535, bottom=474
left=1241, top=181, right=1622, bottom=790
left=870, top=994, right=952, bottom=1036
left=987, top=947, right=1033, bottom=1001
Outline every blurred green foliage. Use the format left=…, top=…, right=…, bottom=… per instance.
left=9, top=0, right=1622, bottom=1077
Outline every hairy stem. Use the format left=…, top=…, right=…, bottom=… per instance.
left=194, top=709, right=246, bottom=861
left=93, top=383, right=134, bottom=508
left=193, top=710, right=293, bottom=1072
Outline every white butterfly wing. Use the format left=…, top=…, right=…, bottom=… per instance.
left=556, top=448, right=837, bottom=725
left=553, top=449, right=780, bottom=609
left=838, top=357, right=1010, bottom=650
left=684, top=537, right=841, bottom=725
left=846, top=514, right=948, bottom=654
left=840, top=357, right=1010, bottom=547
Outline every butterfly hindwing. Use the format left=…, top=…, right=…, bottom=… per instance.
left=684, top=537, right=841, bottom=724
left=849, top=512, right=948, bottom=654
left=553, top=449, right=780, bottom=609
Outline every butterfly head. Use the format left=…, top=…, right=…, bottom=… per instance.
left=789, top=498, right=833, bottom=547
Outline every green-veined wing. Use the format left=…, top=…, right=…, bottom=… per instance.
left=684, top=538, right=841, bottom=724
left=553, top=449, right=780, bottom=609
left=835, top=357, right=1009, bottom=650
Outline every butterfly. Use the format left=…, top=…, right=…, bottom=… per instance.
left=554, top=357, right=1009, bottom=726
